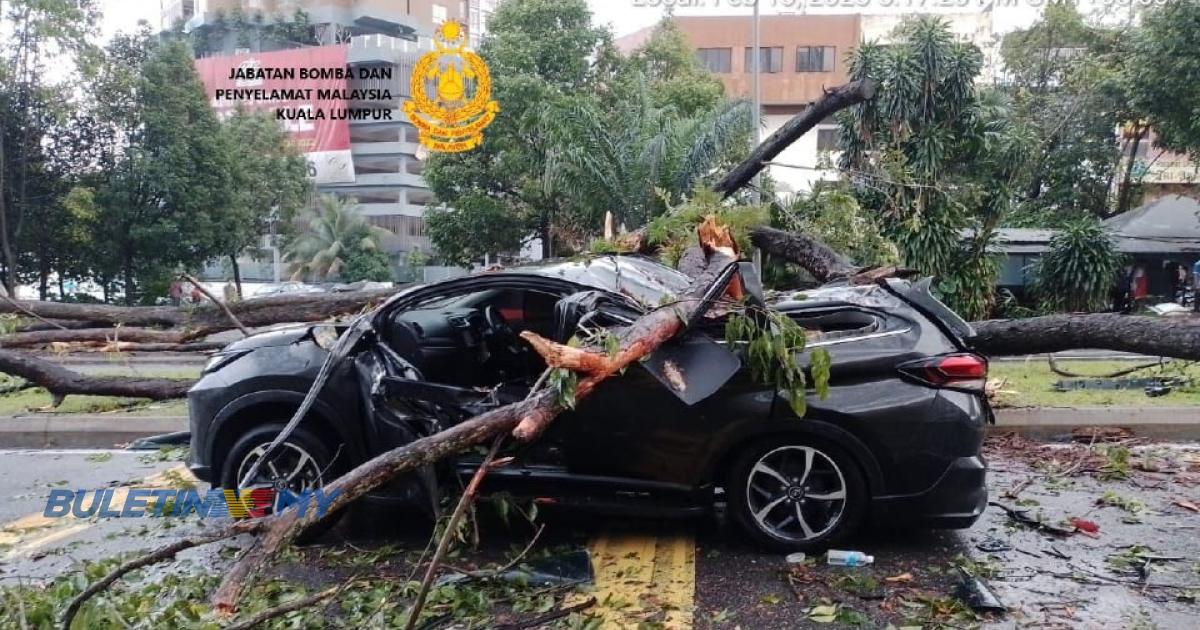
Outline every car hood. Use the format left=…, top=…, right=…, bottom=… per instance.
left=220, top=325, right=317, bottom=352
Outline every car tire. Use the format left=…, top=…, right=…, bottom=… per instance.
left=221, top=423, right=344, bottom=543
left=726, top=436, right=867, bottom=552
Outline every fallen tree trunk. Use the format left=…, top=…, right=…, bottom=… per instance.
left=750, top=225, right=860, bottom=282
left=211, top=218, right=741, bottom=615
left=714, top=79, right=876, bottom=197
left=0, top=350, right=193, bottom=401
left=0, top=287, right=396, bottom=332
left=0, top=327, right=195, bottom=348
left=971, top=314, right=1200, bottom=361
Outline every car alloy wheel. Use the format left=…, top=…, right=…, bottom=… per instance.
left=235, top=441, right=326, bottom=496
left=746, top=445, right=847, bottom=542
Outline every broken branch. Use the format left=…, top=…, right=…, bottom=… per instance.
left=60, top=520, right=263, bottom=629
left=181, top=273, right=251, bottom=338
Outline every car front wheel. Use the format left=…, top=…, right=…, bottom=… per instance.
left=727, top=438, right=867, bottom=552
left=221, top=423, right=343, bottom=540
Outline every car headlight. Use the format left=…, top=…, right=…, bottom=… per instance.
left=203, top=350, right=250, bottom=375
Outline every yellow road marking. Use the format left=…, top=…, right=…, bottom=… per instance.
left=576, top=526, right=696, bottom=629
left=0, top=464, right=195, bottom=558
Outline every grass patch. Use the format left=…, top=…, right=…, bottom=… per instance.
left=0, top=369, right=195, bottom=417
left=989, top=360, right=1200, bottom=408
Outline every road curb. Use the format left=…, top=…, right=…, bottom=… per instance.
left=992, top=406, right=1200, bottom=441
left=0, top=416, right=188, bottom=449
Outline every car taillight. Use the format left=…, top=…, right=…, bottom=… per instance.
left=898, top=353, right=988, bottom=391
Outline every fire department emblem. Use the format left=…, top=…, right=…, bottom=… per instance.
left=404, top=20, right=498, bottom=153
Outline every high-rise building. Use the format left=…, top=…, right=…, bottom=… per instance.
left=176, top=1, right=488, bottom=282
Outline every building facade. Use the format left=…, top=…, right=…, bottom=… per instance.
left=617, top=12, right=1006, bottom=195
left=168, top=0, right=492, bottom=281
left=618, top=15, right=860, bottom=195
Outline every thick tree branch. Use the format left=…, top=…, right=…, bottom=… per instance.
left=750, top=225, right=860, bottom=282
left=0, top=288, right=396, bottom=332
left=0, top=349, right=194, bottom=402
left=714, top=79, right=877, bottom=198
left=971, top=314, right=1200, bottom=360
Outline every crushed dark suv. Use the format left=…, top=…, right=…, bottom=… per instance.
left=188, top=255, right=989, bottom=550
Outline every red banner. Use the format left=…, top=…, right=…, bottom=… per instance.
left=195, top=45, right=356, bottom=184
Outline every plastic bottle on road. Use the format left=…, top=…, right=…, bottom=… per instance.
left=826, top=550, right=874, bottom=567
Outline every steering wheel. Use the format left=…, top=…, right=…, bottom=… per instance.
left=483, top=305, right=523, bottom=353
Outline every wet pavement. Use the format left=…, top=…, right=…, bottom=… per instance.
left=1, top=439, right=1198, bottom=628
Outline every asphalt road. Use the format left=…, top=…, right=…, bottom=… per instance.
left=2, top=442, right=1198, bottom=628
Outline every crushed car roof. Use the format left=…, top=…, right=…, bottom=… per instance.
left=500, top=255, right=694, bottom=305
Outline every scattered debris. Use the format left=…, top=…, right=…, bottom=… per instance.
left=953, top=569, right=1006, bottom=614
left=1173, top=499, right=1200, bottom=513
left=884, top=572, right=914, bottom=584
left=976, top=536, right=1013, bottom=553
left=1069, top=517, right=1101, bottom=537
left=989, top=502, right=1076, bottom=536
left=827, top=549, right=874, bottom=567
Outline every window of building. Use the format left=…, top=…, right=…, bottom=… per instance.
left=432, top=4, right=447, bottom=25
left=816, top=128, right=841, bottom=153
left=744, top=46, right=783, bottom=73
left=696, top=47, right=732, bottom=74
left=796, top=46, right=836, bottom=72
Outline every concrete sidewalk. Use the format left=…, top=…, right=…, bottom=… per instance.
left=993, top=406, right=1199, bottom=440
left=0, top=406, right=1196, bottom=449
left=0, top=415, right=187, bottom=448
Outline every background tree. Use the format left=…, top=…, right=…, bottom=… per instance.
left=1000, top=3, right=1138, bottom=224
left=1030, top=218, right=1123, bottom=312
left=425, top=0, right=616, bottom=263
left=1127, top=0, right=1200, bottom=159
left=86, top=34, right=235, bottom=304
left=427, top=3, right=748, bottom=265
left=216, top=110, right=311, bottom=296
left=839, top=17, right=1032, bottom=319
left=618, top=17, right=725, bottom=117
left=285, top=195, right=392, bottom=282
left=0, top=0, right=100, bottom=294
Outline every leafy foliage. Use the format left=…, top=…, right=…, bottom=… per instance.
left=1000, top=3, right=1135, bottom=224
left=285, top=195, right=392, bottom=282
left=643, top=188, right=769, bottom=267
left=725, top=310, right=830, bottom=417
left=1128, top=0, right=1200, bottom=158
left=839, top=17, right=1032, bottom=320
left=425, top=0, right=750, bottom=265
left=1030, top=218, right=1123, bottom=312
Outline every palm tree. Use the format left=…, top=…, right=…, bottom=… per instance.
left=284, top=195, right=391, bottom=281
left=542, top=76, right=752, bottom=230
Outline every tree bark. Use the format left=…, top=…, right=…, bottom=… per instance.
left=0, top=350, right=193, bottom=401
left=230, top=254, right=243, bottom=299
left=749, top=225, right=860, bottom=282
left=713, top=80, right=876, bottom=198
left=0, top=287, right=396, bottom=332
left=211, top=218, right=741, bottom=614
left=0, top=327, right=195, bottom=348
left=970, top=314, right=1200, bottom=360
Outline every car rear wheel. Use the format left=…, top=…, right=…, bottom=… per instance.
left=727, top=438, right=867, bottom=552
left=221, top=424, right=343, bottom=541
